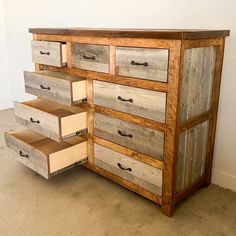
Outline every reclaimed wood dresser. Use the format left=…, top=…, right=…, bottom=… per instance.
left=5, top=28, right=230, bottom=216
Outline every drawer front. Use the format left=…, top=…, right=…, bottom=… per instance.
left=31, top=40, right=67, bottom=67
left=71, top=43, right=109, bottom=73
left=94, top=113, right=164, bottom=160
left=94, top=144, right=162, bottom=196
left=93, top=81, right=166, bottom=122
left=5, top=131, right=49, bottom=178
left=24, top=71, right=87, bottom=106
left=116, top=47, right=168, bottom=82
left=5, top=129, right=88, bottom=179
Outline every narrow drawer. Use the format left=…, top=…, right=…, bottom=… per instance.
left=24, top=71, right=87, bottom=106
left=31, top=40, right=67, bottom=67
left=14, top=98, right=87, bottom=142
left=94, top=113, right=164, bottom=160
left=93, top=81, right=166, bottom=123
left=5, top=129, right=88, bottom=179
left=116, top=47, right=169, bottom=82
left=94, top=144, right=162, bottom=196
left=71, top=43, right=109, bottom=73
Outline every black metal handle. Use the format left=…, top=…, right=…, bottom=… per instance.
left=117, top=163, right=132, bottom=172
left=131, top=60, right=148, bottom=67
left=30, top=117, right=40, bottom=124
left=118, top=130, right=133, bottom=138
left=40, top=51, right=50, bottom=55
left=117, top=96, right=133, bottom=103
left=19, top=151, right=29, bottom=158
left=40, top=85, right=50, bottom=90
left=83, top=55, right=96, bottom=60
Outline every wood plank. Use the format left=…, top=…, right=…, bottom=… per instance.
left=93, top=80, right=166, bottom=123
left=94, top=144, right=163, bottom=196
left=94, top=113, right=164, bottom=160
left=71, top=43, right=109, bottom=73
left=94, top=136, right=164, bottom=170
left=116, top=47, right=168, bottom=82
left=109, top=45, right=116, bottom=74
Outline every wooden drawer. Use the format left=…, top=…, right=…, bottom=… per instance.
left=71, top=43, right=109, bottom=73
left=116, top=47, right=168, bottom=82
left=93, top=81, right=166, bottom=122
left=24, top=71, right=87, bottom=106
left=5, top=129, right=88, bottom=179
left=94, top=113, right=164, bottom=160
left=94, top=144, right=162, bottom=196
left=31, top=40, right=67, bottom=67
left=14, top=98, right=87, bottom=142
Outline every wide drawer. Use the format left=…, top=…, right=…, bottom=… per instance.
left=71, top=43, right=109, bottom=73
left=5, top=129, right=88, bottom=179
left=24, top=71, right=87, bottom=106
left=31, top=40, right=67, bottom=67
left=116, top=47, right=169, bottom=82
left=94, top=144, right=162, bottom=196
left=14, top=98, right=87, bottom=142
left=93, top=81, right=166, bottom=122
left=94, top=113, right=164, bottom=160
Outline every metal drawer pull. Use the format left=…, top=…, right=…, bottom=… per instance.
left=118, top=130, right=133, bottom=138
left=40, top=51, right=50, bottom=55
left=117, top=163, right=132, bottom=172
left=117, top=96, right=133, bottom=103
left=83, top=55, right=96, bottom=60
left=19, top=151, right=29, bottom=158
left=40, top=85, right=50, bottom=90
left=131, top=60, right=148, bottom=67
left=30, top=117, right=40, bottom=124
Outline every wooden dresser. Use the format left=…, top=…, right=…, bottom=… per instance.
left=5, top=28, right=230, bottom=216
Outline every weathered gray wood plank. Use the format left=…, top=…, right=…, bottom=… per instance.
left=116, top=46, right=168, bottom=82
left=94, top=113, right=164, bottom=160
left=93, top=81, right=166, bottom=122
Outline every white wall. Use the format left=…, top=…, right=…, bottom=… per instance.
left=2, top=0, right=236, bottom=191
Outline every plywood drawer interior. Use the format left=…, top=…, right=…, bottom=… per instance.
left=5, top=129, right=88, bottom=179
left=24, top=71, right=87, bottom=106
left=14, top=98, right=87, bottom=141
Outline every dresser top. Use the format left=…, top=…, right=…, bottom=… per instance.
left=29, top=28, right=230, bottom=40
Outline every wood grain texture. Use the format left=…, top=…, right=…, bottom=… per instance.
left=24, top=71, right=87, bottom=105
left=94, top=144, right=163, bottom=196
left=116, top=47, right=168, bottom=82
left=94, top=113, right=164, bottom=160
left=94, top=136, right=164, bottom=169
left=5, top=129, right=88, bottom=178
left=71, top=43, right=109, bottom=73
left=14, top=98, right=87, bottom=141
left=179, top=46, right=216, bottom=121
left=29, top=28, right=230, bottom=40
left=93, top=80, right=166, bottom=122
left=176, top=121, right=209, bottom=193
left=31, top=40, right=66, bottom=67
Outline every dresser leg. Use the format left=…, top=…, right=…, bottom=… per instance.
left=161, top=203, right=175, bottom=217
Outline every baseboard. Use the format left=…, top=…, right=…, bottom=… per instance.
left=0, top=101, right=13, bottom=110
left=211, top=168, right=236, bottom=192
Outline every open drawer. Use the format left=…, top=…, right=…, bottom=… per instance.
left=14, top=98, right=87, bottom=142
left=5, top=129, right=88, bottom=179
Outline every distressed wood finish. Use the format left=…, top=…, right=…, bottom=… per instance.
left=24, top=71, right=87, bottom=105
left=180, top=46, right=216, bottom=121
left=14, top=98, right=87, bottom=141
left=71, top=43, right=109, bottom=73
left=5, top=129, right=88, bottom=179
left=176, top=121, right=209, bottom=193
left=94, top=113, right=164, bottom=160
left=116, top=47, right=168, bottom=82
left=94, top=144, right=163, bottom=196
left=31, top=40, right=67, bottom=67
left=93, top=80, right=166, bottom=122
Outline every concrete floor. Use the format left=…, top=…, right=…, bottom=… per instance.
left=0, top=108, right=235, bottom=236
